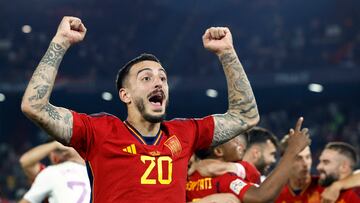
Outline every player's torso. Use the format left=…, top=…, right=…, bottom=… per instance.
left=336, top=187, right=360, bottom=202
left=49, top=162, right=90, bottom=203
left=275, top=176, right=324, bottom=203
left=88, top=121, right=194, bottom=202
left=186, top=172, right=218, bottom=202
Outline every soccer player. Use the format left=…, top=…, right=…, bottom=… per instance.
left=275, top=135, right=322, bottom=203
left=19, top=146, right=90, bottom=203
left=317, top=142, right=360, bottom=202
left=19, top=140, right=69, bottom=181
left=275, top=139, right=360, bottom=203
left=188, top=131, right=261, bottom=184
left=186, top=117, right=311, bottom=203
left=242, top=126, right=279, bottom=181
left=21, top=16, right=260, bottom=202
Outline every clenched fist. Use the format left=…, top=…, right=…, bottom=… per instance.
left=52, top=16, right=87, bottom=48
left=202, top=27, right=234, bottom=55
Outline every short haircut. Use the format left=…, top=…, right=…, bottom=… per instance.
left=195, top=132, right=249, bottom=160
left=247, top=127, right=278, bottom=149
left=325, top=142, right=358, bottom=169
left=116, top=53, right=161, bottom=91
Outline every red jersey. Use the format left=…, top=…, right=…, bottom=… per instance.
left=70, top=111, right=214, bottom=203
left=335, top=187, right=360, bottom=203
left=186, top=171, right=253, bottom=202
left=275, top=176, right=324, bottom=203
left=237, top=160, right=261, bottom=184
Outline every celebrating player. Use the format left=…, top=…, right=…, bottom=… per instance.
left=21, top=16, right=259, bottom=202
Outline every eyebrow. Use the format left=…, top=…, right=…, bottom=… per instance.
left=136, top=67, right=167, bottom=77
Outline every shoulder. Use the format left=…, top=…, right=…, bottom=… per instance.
left=163, top=116, right=214, bottom=128
left=73, top=111, right=123, bottom=125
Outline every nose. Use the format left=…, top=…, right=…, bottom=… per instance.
left=154, top=76, right=163, bottom=89
left=316, top=163, right=322, bottom=171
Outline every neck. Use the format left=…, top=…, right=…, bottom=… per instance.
left=126, top=115, right=161, bottom=137
left=289, top=173, right=311, bottom=190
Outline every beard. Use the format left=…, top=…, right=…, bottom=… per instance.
left=134, top=96, right=167, bottom=123
left=318, top=171, right=338, bottom=187
left=255, top=156, right=269, bottom=175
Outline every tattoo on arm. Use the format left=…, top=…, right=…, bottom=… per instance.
left=23, top=41, right=73, bottom=144
left=40, top=42, right=66, bottom=68
left=212, top=51, right=259, bottom=146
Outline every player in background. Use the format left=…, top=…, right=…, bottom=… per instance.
left=19, top=140, right=69, bottom=181
left=275, top=138, right=360, bottom=203
left=187, top=117, right=310, bottom=203
left=19, top=146, right=90, bottom=203
left=317, top=142, right=360, bottom=203
left=21, top=16, right=260, bottom=202
left=242, top=126, right=279, bottom=182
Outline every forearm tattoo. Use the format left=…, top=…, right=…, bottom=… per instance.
left=212, top=51, right=259, bottom=146
left=23, top=42, right=73, bottom=144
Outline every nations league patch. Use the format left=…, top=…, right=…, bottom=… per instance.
left=229, top=179, right=247, bottom=195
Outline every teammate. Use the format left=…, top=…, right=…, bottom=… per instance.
left=242, top=126, right=279, bottom=181
left=275, top=135, right=322, bottom=203
left=19, top=140, right=68, bottom=181
left=187, top=117, right=310, bottom=203
left=21, top=16, right=260, bottom=202
left=188, top=131, right=261, bottom=184
left=275, top=138, right=360, bottom=203
left=317, top=142, right=360, bottom=202
left=19, top=146, right=90, bottom=203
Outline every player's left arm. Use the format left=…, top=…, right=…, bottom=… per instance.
left=202, top=27, right=259, bottom=146
left=321, top=170, right=360, bottom=203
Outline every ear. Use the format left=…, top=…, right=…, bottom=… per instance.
left=252, top=146, right=261, bottom=159
left=339, top=159, right=351, bottom=174
left=119, top=88, right=131, bottom=104
left=213, top=147, right=224, bottom=157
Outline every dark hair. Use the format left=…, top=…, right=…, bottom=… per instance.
left=116, top=53, right=161, bottom=91
left=325, top=142, right=358, bottom=169
left=247, top=127, right=278, bottom=149
left=195, top=133, right=249, bottom=160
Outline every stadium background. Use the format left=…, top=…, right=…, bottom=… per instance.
left=0, top=0, right=359, bottom=201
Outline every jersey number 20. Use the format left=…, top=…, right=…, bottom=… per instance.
left=141, top=155, right=173, bottom=184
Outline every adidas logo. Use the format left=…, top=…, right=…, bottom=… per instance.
left=122, top=144, right=137, bottom=154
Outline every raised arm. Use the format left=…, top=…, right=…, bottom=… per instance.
left=21, top=16, right=86, bottom=145
left=19, top=141, right=64, bottom=180
left=242, top=117, right=310, bottom=203
left=202, top=27, right=259, bottom=146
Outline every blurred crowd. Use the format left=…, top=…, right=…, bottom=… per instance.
left=0, top=0, right=360, bottom=86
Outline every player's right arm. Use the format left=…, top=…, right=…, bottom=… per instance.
left=240, top=118, right=310, bottom=203
left=21, top=16, right=86, bottom=145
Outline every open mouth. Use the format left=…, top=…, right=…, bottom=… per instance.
left=148, top=90, right=164, bottom=107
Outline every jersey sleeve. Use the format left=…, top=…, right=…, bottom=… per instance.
left=23, top=168, right=53, bottom=202
left=192, top=116, right=215, bottom=150
left=218, top=173, right=253, bottom=202
left=69, top=111, right=95, bottom=160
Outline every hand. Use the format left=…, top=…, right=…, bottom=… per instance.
left=52, top=16, right=87, bottom=48
left=202, top=27, right=234, bottom=55
left=321, top=182, right=341, bottom=203
left=285, top=117, right=311, bottom=155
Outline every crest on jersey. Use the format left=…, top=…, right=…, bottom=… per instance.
left=164, top=135, right=182, bottom=157
left=229, top=179, right=247, bottom=195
